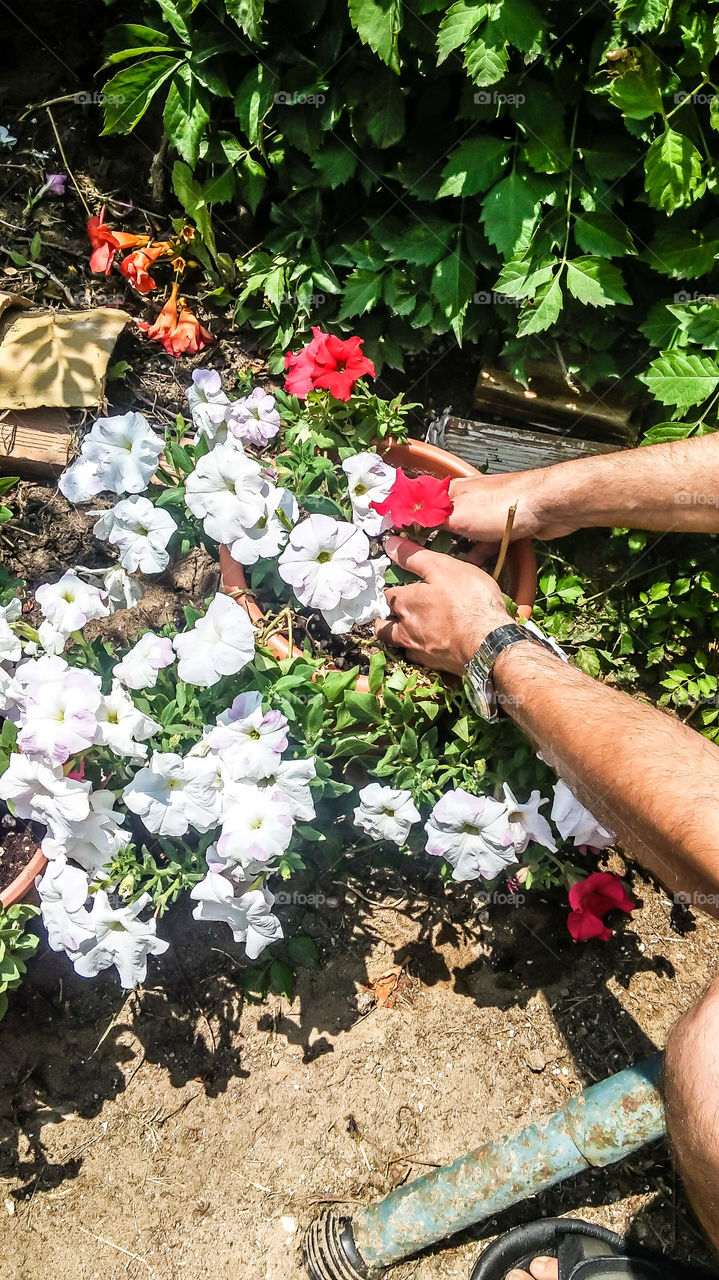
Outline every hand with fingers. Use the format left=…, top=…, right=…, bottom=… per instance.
left=445, top=471, right=579, bottom=563
left=374, top=535, right=512, bottom=676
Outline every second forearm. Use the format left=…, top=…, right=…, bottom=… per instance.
left=494, top=642, right=719, bottom=909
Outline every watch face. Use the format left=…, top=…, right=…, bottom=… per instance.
left=462, top=670, right=498, bottom=721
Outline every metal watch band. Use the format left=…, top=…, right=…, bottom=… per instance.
left=476, top=622, right=534, bottom=674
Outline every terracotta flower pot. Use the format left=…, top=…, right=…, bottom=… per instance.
left=0, top=846, right=47, bottom=910
left=220, top=438, right=537, bottom=694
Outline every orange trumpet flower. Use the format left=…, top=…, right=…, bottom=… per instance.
left=87, top=206, right=150, bottom=275
left=120, top=242, right=170, bottom=294
left=138, top=282, right=213, bottom=357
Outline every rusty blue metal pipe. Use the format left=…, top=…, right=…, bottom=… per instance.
left=304, top=1054, right=665, bottom=1279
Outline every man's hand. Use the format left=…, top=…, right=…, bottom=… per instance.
left=445, top=470, right=579, bottom=560
left=374, top=535, right=511, bottom=675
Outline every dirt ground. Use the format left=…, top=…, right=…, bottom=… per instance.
left=1, top=853, right=718, bottom=1280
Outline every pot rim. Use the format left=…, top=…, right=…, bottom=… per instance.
left=0, top=845, right=47, bottom=910
left=220, top=437, right=537, bottom=694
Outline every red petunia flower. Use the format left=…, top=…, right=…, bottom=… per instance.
left=137, top=282, right=213, bottom=357
left=567, top=871, right=636, bottom=942
left=370, top=468, right=454, bottom=529
left=284, top=327, right=375, bottom=401
left=87, top=206, right=149, bottom=275
left=120, top=242, right=169, bottom=294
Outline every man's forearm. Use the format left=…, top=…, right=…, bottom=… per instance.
left=535, top=434, right=719, bottom=535
left=494, top=641, right=719, bottom=911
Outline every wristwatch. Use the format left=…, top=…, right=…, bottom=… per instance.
left=462, top=621, right=560, bottom=722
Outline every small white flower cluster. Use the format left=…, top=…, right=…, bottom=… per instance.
left=352, top=777, right=612, bottom=881
left=57, top=388, right=398, bottom=638
left=0, top=574, right=313, bottom=985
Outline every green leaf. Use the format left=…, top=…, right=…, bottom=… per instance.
left=348, top=0, right=403, bottom=73
left=667, top=302, right=719, bottom=349
left=234, top=64, right=278, bottom=144
left=163, top=65, right=210, bottom=167
left=494, top=257, right=553, bottom=299
left=464, top=37, right=508, bottom=87
left=437, top=136, right=507, bottom=199
left=269, top=960, right=294, bottom=1000
left=565, top=257, right=631, bottom=307
left=637, top=351, right=719, bottom=408
left=288, top=936, right=320, bottom=968
left=517, top=273, right=563, bottom=336
left=338, top=267, right=385, bottom=319
left=488, top=0, right=544, bottom=52
left=368, top=651, right=386, bottom=696
left=238, top=154, right=266, bottom=213
left=225, top=0, right=265, bottom=43
left=431, top=243, right=475, bottom=318
left=641, top=421, right=712, bottom=445
left=436, top=2, right=487, bottom=63
left=644, top=128, right=704, bottom=215
left=607, top=55, right=663, bottom=119
left=480, top=170, right=545, bottom=257
left=573, top=210, right=636, bottom=258
left=102, top=56, right=182, bottom=134
left=154, top=0, right=191, bottom=42
left=617, top=0, right=668, bottom=33
left=364, top=73, right=405, bottom=147
left=313, top=146, right=357, bottom=188
left=645, top=229, right=719, bottom=279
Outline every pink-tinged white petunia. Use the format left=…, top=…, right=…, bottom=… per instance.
left=425, top=788, right=517, bottom=882
left=214, top=785, right=294, bottom=876
left=342, top=452, right=396, bottom=537
left=94, top=496, right=177, bottom=574
left=0, top=754, right=91, bottom=828
left=185, top=368, right=231, bottom=443
left=206, top=692, right=289, bottom=775
left=320, top=554, right=390, bottom=635
left=0, top=664, right=21, bottom=714
left=59, top=412, right=163, bottom=502
left=112, top=632, right=175, bottom=690
left=58, top=414, right=162, bottom=503
left=226, top=387, right=281, bottom=450
left=184, top=444, right=267, bottom=544
left=353, top=783, right=421, bottom=846
left=35, top=571, right=110, bottom=654
left=226, top=485, right=298, bottom=566
left=172, top=594, right=255, bottom=688
left=0, top=603, right=21, bottom=665
left=123, top=750, right=221, bottom=837
left=36, top=856, right=95, bottom=954
left=75, top=563, right=144, bottom=612
left=17, top=667, right=102, bottom=766
left=42, top=790, right=131, bottom=876
left=550, top=780, right=614, bottom=851
left=239, top=754, right=317, bottom=822
left=278, top=514, right=373, bottom=612
left=502, top=783, right=557, bottom=855
left=190, top=874, right=284, bottom=960
left=95, top=682, right=161, bottom=761
left=71, top=891, right=169, bottom=989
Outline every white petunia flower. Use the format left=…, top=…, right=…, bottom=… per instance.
left=342, top=452, right=396, bottom=536
left=123, top=750, right=220, bottom=837
left=550, top=780, right=614, bottom=850
left=353, top=783, right=421, bottom=846
left=320, top=554, right=390, bottom=635
left=226, top=387, right=281, bottom=450
left=190, top=874, right=284, bottom=960
left=42, top=790, right=131, bottom=877
left=95, top=682, right=160, bottom=761
left=502, top=783, right=557, bottom=855
left=214, top=785, right=294, bottom=876
left=425, top=788, right=517, bottom=882
left=71, top=891, right=169, bottom=989
left=94, top=496, right=177, bottom=574
left=36, top=857, right=95, bottom=954
left=112, top=632, right=175, bottom=690
left=278, top=514, right=372, bottom=611
left=0, top=754, right=91, bottom=828
left=172, top=594, right=255, bottom=688
left=184, top=444, right=267, bottom=544
left=0, top=664, right=21, bottom=714
left=35, top=571, right=110, bottom=654
left=239, top=755, right=317, bottom=822
left=17, top=666, right=102, bottom=766
left=76, top=564, right=143, bottom=612
left=186, top=369, right=231, bottom=443
left=206, top=692, right=289, bottom=776
left=227, top=485, right=298, bottom=566
left=59, top=412, right=163, bottom=501
left=0, top=597, right=22, bottom=663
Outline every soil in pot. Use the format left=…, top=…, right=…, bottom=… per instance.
left=0, top=823, right=38, bottom=895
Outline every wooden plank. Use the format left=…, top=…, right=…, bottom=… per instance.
left=0, top=409, right=71, bottom=478
left=474, top=362, right=639, bottom=444
left=437, top=416, right=620, bottom=475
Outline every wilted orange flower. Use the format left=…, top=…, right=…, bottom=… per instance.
left=87, top=206, right=149, bottom=275
left=138, top=282, right=213, bottom=357
left=120, top=242, right=170, bottom=294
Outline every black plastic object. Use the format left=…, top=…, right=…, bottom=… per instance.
left=304, top=1209, right=370, bottom=1280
